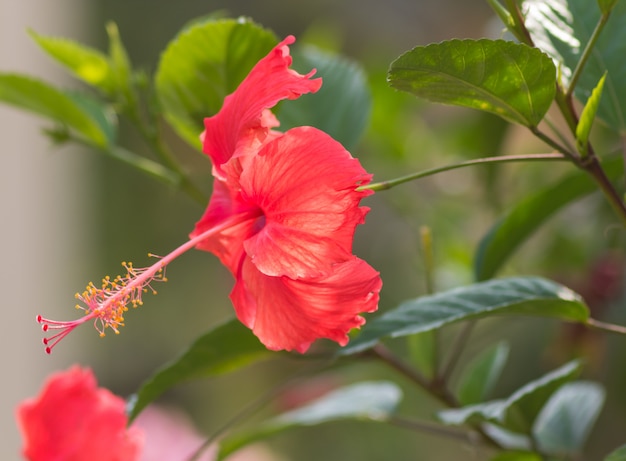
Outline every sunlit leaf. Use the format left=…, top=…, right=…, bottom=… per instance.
left=533, top=381, right=605, bottom=455
left=278, top=45, right=371, bottom=149
left=524, top=0, right=626, bottom=131
left=457, top=342, right=510, bottom=405
left=388, top=39, right=556, bottom=127
left=155, top=18, right=277, bottom=148
left=127, top=319, right=271, bottom=421
left=474, top=155, right=623, bottom=281
left=217, top=381, right=402, bottom=460
left=341, top=277, right=588, bottom=355
left=29, top=30, right=114, bottom=93
left=438, top=361, right=581, bottom=434
left=0, top=74, right=107, bottom=146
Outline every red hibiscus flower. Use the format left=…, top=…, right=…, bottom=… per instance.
left=191, top=37, right=381, bottom=352
left=17, top=366, right=143, bottom=461
left=37, top=35, right=381, bottom=354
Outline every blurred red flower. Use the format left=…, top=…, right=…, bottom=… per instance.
left=16, top=366, right=143, bottom=461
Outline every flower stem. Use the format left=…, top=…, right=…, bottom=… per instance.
left=359, top=153, right=568, bottom=192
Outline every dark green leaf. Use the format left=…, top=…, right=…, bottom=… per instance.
left=341, top=277, right=588, bottom=355
left=0, top=73, right=107, bottom=146
left=217, top=381, right=402, bottom=460
left=438, top=361, right=581, bottom=434
left=474, top=155, right=623, bottom=281
left=155, top=18, right=277, bottom=148
left=576, top=72, right=606, bottom=155
left=29, top=30, right=114, bottom=93
left=388, top=39, right=556, bottom=127
left=606, top=444, right=626, bottom=461
left=457, top=342, right=510, bottom=405
left=127, top=319, right=271, bottom=421
left=278, top=45, right=371, bottom=149
left=525, top=0, right=626, bottom=131
left=533, top=381, right=605, bottom=455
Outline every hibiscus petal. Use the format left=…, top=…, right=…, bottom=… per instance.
left=202, top=36, right=322, bottom=179
left=17, top=366, right=143, bottom=461
left=240, top=126, right=373, bottom=279
left=231, top=256, right=381, bottom=353
left=190, top=179, right=257, bottom=274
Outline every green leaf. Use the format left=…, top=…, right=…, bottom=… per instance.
left=524, top=0, right=626, bottom=131
left=127, top=319, right=271, bottom=421
left=155, top=18, right=277, bottom=148
left=278, top=45, right=371, bottom=149
left=341, top=277, right=588, bottom=355
left=217, top=381, right=402, bottom=460
left=66, top=92, right=117, bottom=146
left=576, top=72, right=606, bottom=155
left=438, top=360, right=581, bottom=434
left=533, top=381, right=605, bottom=455
left=606, top=444, right=626, bottom=461
left=105, top=22, right=133, bottom=97
left=457, top=342, right=510, bottom=405
left=490, top=452, right=542, bottom=461
left=474, top=155, right=623, bottom=281
left=0, top=73, right=107, bottom=146
left=29, top=30, right=114, bottom=93
left=388, top=39, right=556, bottom=127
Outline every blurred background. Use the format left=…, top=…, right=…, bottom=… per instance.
left=3, top=0, right=626, bottom=459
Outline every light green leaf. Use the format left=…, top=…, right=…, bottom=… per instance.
left=388, top=39, right=556, bottom=127
left=278, top=45, right=371, bottom=149
left=0, top=73, right=107, bottom=146
left=438, top=361, right=581, bottom=434
left=606, top=444, right=626, bottom=461
left=457, top=342, right=510, bottom=405
left=474, top=155, right=623, bottom=281
left=105, top=22, right=133, bottom=97
left=341, top=277, right=588, bottom=355
left=533, top=381, right=605, bottom=455
left=524, top=0, right=626, bottom=131
left=217, top=381, right=402, bottom=460
left=127, top=319, right=271, bottom=421
left=29, top=30, right=114, bottom=93
left=576, top=72, right=606, bottom=155
left=155, top=18, right=277, bottom=148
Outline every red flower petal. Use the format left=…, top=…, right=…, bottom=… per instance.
left=190, top=179, right=259, bottom=274
left=231, top=256, right=381, bottom=353
left=202, top=36, right=322, bottom=179
left=240, top=126, right=373, bottom=279
left=17, top=366, right=143, bottom=461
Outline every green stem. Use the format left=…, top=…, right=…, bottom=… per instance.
left=359, top=153, right=568, bottom=192
left=504, top=0, right=535, bottom=46
left=566, top=11, right=612, bottom=99
left=106, top=145, right=183, bottom=187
